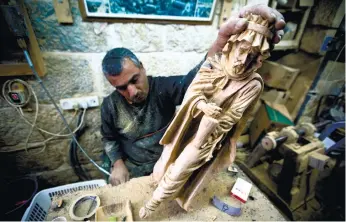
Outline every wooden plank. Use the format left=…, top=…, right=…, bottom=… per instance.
left=332, top=0, right=345, bottom=28
left=285, top=59, right=322, bottom=119
left=218, top=0, right=233, bottom=28
left=273, top=7, right=311, bottom=51
left=20, top=0, right=46, bottom=76
left=274, top=40, right=299, bottom=51
left=295, top=7, right=311, bottom=47
left=0, top=63, right=33, bottom=76
left=53, top=0, right=73, bottom=23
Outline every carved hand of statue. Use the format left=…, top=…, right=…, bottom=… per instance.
left=196, top=101, right=222, bottom=118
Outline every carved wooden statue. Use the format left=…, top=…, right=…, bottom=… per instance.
left=139, top=14, right=273, bottom=219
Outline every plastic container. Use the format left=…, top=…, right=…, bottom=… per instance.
left=21, top=179, right=107, bottom=221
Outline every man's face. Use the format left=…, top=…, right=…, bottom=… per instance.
left=106, top=58, right=149, bottom=104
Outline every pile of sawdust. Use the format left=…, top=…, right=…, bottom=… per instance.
left=47, top=170, right=285, bottom=221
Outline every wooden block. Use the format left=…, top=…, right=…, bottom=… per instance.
left=0, top=63, right=32, bottom=76
left=311, top=0, right=344, bottom=28
left=261, top=89, right=291, bottom=105
left=95, top=200, right=133, bottom=222
left=309, top=152, right=330, bottom=171
left=301, top=28, right=336, bottom=55
left=53, top=0, right=73, bottom=23
left=258, top=60, right=300, bottom=90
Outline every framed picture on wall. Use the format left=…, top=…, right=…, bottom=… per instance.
left=79, top=0, right=217, bottom=23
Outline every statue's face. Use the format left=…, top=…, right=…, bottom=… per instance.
left=229, top=41, right=264, bottom=76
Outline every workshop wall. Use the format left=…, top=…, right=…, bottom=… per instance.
left=1, top=0, right=222, bottom=187
left=27, top=0, right=219, bottom=101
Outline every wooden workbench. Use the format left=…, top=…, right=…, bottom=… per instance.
left=47, top=165, right=286, bottom=221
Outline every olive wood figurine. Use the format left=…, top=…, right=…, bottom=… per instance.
left=139, top=13, right=273, bottom=219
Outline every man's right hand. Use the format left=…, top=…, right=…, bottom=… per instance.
left=109, top=159, right=130, bottom=186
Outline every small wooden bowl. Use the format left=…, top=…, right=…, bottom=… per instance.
left=95, top=200, right=133, bottom=222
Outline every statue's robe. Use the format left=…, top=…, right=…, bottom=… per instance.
left=151, top=55, right=264, bottom=210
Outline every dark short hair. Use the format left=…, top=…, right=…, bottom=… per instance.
left=102, top=48, right=141, bottom=76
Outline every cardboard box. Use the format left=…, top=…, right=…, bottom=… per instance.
left=249, top=101, right=294, bottom=147
left=285, top=59, right=322, bottom=120
left=261, top=89, right=290, bottom=105
left=258, top=61, right=300, bottom=90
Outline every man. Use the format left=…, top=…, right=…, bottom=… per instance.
left=101, top=4, right=285, bottom=186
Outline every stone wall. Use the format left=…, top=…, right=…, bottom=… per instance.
left=0, top=0, right=224, bottom=187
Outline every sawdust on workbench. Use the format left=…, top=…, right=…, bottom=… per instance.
left=47, top=166, right=285, bottom=221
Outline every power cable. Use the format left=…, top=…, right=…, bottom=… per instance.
left=69, top=110, right=91, bottom=180
left=2, top=79, right=86, bottom=153
left=1, top=5, right=109, bottom=175
left=22, top=47, right=110, bottom=176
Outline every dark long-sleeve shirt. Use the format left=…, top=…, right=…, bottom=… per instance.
left=100, top=60, right=204, bottom=177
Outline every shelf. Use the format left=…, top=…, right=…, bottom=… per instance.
left=273, top=7, right=312, bottom=51
left=0, top=63, right=32, bottom=76
left=0, top=0, right=46, bottom=77
left=273, top=40, right=300, bottom=51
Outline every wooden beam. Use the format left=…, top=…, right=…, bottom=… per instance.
left=332, top=0, right=345, bottom=28
left=53, top=0, right=73, bottom=24
left=219, top=0, right=233, bottom=28
left=21, top=0, right=46, bottom=76
left=0, top=63, right=32, bottom=76
left=274, top=40, right=299, bottom=51
left=295, top=7, right=311, bottom=47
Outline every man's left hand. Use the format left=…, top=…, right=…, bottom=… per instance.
left=208, top=4, right=286, bottom=57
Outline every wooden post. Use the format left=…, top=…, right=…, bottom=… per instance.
left=53, top=0, right=73, bottom=24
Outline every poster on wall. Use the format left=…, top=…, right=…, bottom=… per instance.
left=81, top=0, right=217, bottom=22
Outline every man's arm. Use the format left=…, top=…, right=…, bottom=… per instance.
left=100, top=100, right=124, bottom=164
left=100, top=99, right=129, bottom=185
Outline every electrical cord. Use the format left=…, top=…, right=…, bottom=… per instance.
left=22, top=48, right=110, bottom=176
left=0, top=110, right=79, bottom=153
left=28, top=109, right=78, bottom=154
left=2, top=79, right=32, bottom=107
left=2, top=79, right=87, bottom=153
left=2, top=79, right=86, bottom=137
left=69, top=110, right=91, bottom=180
left=2, top=79, right=37, bottom=152
left=2, top=79, right=82, bottom=137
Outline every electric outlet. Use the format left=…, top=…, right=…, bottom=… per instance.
left=60, top=96, right=99, bottom=110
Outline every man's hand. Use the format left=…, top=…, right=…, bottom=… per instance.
left=197, top=101, right=222, bottom=118
left=109, top=159, right=130, bottom=186
left=208, top=4, right=286, bottom=57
